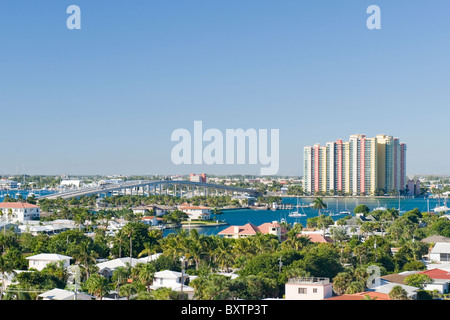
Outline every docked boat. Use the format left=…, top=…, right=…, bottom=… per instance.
left=432, top=206, right=450, bottom=213
left=288, top=197, right=307, bottom=217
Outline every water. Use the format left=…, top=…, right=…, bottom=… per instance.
left=163, top=196, right=446, bottom=237
left=0, top=189, right=57, bottom=201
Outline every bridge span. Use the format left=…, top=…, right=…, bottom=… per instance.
left=36, top=180, right=259, bottom=200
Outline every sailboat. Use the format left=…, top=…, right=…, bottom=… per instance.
left=373, top=200, right=387, bottom=211
left=432, top=196, right=450, bottom=213
left=329, top=200, right=343, bottom=217
left=289, top=197, right=307, bottom=217
left=339, top=198, right=351, bottom=215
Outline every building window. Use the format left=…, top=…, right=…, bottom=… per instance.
left=313, top=288, right=318, bottom=293
left=441, top=253, right=450, bottom=262
left=298, top=288, right=307, bottom=294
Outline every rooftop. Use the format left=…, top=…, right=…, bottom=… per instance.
left=287, top=277, right=330, bottom=285
left=0, top=202, right=39, bottom=209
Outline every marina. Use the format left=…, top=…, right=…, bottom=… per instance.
left=163, top=196, right=449, bottom=237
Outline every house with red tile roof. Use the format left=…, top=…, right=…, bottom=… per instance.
left=218, top=221, right=288, bottom=241
left=419, top=268, right=450, bottom=293
left=0, top=202, right=40, bottom=223
left=178, top=203, right=212, bottom=221
left=325, top=291, right=391, bottom=300
left=140, top=216, right=164, bottom=227
left=298, top=233, right=332, bottom=243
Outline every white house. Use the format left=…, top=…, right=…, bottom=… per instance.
left=371, top=279, right=419, bottom=299
left=285, top=277, right=333, bottom=300
left=140, top=216, right=163, bottom=227
left=419, top=268, right=450, bottom=294
left=38, top=288, right=94, bottom=300
left=26, top=253, right=72, bottom=271
left=429, top=242, right=450, bottom=263
left=178, top=204, right=211, bottom=221
left=0, top=202, right=40, bottom=223
left=19, top=219, right=78, bottom=236
left=96, top=257, right=140, bottom=279
left=151, top=270, right=195, bottom=299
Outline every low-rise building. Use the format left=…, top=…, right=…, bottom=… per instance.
left=178, top=204, right=211, bottom=221
left=429, top=242, right=450, bottom=263
left=38, top=288, right=94, bottom=300
left=419, top=268, right=450, bottom=294
left=285, top=277, right=333, bottom=300
left=0, top=202, right=40, bottom=223
left=218, top=221, right=288, bottom=241
left=151, top=270, right=194, bottom=299
left=26, top=253, right=72, bottom=271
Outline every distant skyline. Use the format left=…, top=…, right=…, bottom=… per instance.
left=1, top=1, right=450, bottom=177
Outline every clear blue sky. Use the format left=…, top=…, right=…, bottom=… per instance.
left=1, top=1, right=449, bottom=177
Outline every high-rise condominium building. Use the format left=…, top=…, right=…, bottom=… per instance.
left=303, top=134, right=406, bottom=195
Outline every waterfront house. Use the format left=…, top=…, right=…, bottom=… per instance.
left=178, top=204, right=212, bottom=221
left=218, top=221, right=288, bottom=241
left=285, top=277, right=333, bottom=300
left=0, top=202, right=40, bottom=223
left=26, top=253, right=72, bottom=271
left=140, top=215, right=163, bottom=227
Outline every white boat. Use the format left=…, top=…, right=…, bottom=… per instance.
left=432, top=196, right=449, bottom=213
left=373, top=200, right=387, bottom=211
left=433, top=206, right=450, bottom=213
left=339, top=198, right=351, bottom=215
left=289, top=197, right=307, bottom=217
left=329, top=200, right=342, bottom=216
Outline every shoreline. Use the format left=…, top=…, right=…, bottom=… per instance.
left=180, top=222, right=228, bottom=228
left=278, top=195, right=422, bottom=199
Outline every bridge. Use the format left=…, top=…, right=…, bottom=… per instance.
left=36, top=180, right=259, bottom=200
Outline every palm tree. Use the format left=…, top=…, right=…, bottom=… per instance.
left=132, top=263, right=155, bottom=292
left=389, top=285, right=408, bottom=300
left=119, top=283, right=137, bottom=300
left=311, top=197, right=327, bottom=215
left=85, top=274, right=110, bottom=300
left=71, top=242, right=98, bottom=280
left=0, top=255, right=14, bottom=300
left=213, top=237, right=235, bottom=272
left=122, top=223, right=135, bottom=259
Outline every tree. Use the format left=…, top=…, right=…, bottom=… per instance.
left=353, top=204, right=370, bottom=216
left=317, top=215, right=334, bottom=236
left=389, top=285, right=408, bottom=300
left=119, top=283, right=137, bottom=300
left=311, top=197, right=327, bottom=215
left=332, top=272, right=353, bottom=295
left=404, top=273, right=433, bottom=290
left=0, top=255, right=14, bottom=300
left=132, top=263, right=156, bottom=292
left=190, top=274, right=233, bottom=300
left=85, top=274, right=110, bottom=300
